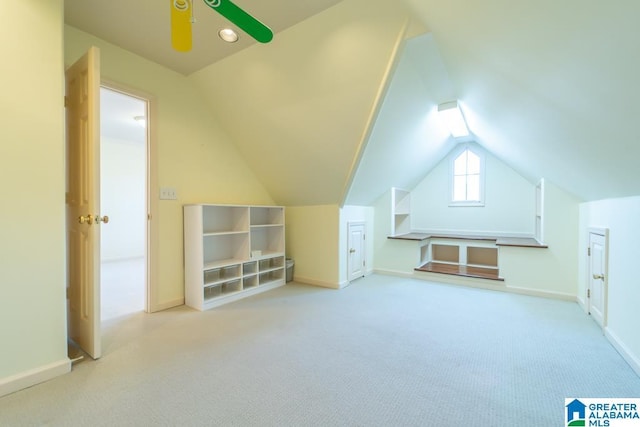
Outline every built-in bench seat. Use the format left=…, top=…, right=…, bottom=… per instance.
left=387, top=232, right=547, bottom=281
left=388, top=233, right=547, bottom=248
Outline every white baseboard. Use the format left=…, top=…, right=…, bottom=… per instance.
left=374, top=268, right=577, bottom=302
left=0, top=358, right=70, bottom=398
left=338, top=280, right=350, bottom=289
left=149, top=297, right=185, bottom=313
left=501, top=285, right=577, bottom=302
left=605, top=328, right=640, bottom=378
left=294, top=276, right=340, bottom=289
left=373, top=268, right=414, bottom=279
left=577, top=295, right=587, bottom=312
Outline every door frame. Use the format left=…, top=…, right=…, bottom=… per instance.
left=347, top=221, right=366, bottom=282
left=587, top=227, right=609, bottom=328
left=100, top=79, right=159, bottom=313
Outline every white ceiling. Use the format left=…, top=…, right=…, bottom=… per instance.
left=65, top=0, right=343, bottom=75
left=100, top=87, right=146, bottom=143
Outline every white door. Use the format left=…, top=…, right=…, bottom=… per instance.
left=588, top=231, right=607, bottom=328
left=348, top=222, right=366, bottom=282
left=66, top=47, right=103, bottom=359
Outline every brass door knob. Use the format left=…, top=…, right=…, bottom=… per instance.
left=349, top=248, right=356, bottom=254
left=96, top=215, right=109, bottom=224
left=78, top=215, right=93, bottom=225
left=593, top=273, right=605, bottom=281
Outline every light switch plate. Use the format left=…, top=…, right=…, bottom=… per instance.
left=159, top=187, right=177, bottom=200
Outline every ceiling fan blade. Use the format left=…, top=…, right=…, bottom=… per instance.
left=203, top=0, right=273, bottom=43
left=171, top=0, right=193, bottom=52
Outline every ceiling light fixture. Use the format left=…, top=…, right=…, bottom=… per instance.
left=218, top=28, right=239, bottom=43
left=133, top=115, right=146, bottom=128
left=437, top=101, right=469, bottom=138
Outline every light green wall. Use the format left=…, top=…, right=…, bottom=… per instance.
left=286, top=205, right=340, bottom=288
left=0, top=0, right=68, bottom=382
left=412, top=143, right=535, bottom=235
left=499, top=181, right=580, bottom=297
left=579, top=196, right=640, bottom=375
left=65, top=26, right=274, bottom=307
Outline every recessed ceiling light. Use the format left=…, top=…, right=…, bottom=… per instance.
left=218, top=28, right=239, bottom=43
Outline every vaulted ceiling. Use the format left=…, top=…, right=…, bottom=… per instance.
left=65, top=0, right=640, bottom=207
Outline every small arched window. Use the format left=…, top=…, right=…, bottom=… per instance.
left=450, top=147, right=485, bottom=206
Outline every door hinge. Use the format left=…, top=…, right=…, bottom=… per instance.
left=587, top=289, right=590, bottom=298
left=588, top=247, right=591, bottom=256
left=363, top=234, right=366, bottom=240
left=64, top=96, right=68, bottom=108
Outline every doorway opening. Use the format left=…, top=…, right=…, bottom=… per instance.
left=99, top=86, right=149, bottom=322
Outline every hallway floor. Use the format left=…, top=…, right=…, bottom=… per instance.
left=101, top=257, right=145, bottom=321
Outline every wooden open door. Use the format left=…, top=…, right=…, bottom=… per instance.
left=65, top=47, right=103, bottom=359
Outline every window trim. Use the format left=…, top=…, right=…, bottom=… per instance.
left=448, top=144, right=485, bottom=207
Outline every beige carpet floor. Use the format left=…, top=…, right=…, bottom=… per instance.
left=1, top=274, right=639, bottom=426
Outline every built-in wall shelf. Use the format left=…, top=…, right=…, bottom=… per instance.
left=535, top=179, right=545, bottom=244
left=390, top=187, right=411, bottom=236
left=184, top=204, right=286, bottom=311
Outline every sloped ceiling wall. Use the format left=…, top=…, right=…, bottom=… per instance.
left=345, top=34, right=457, bottom=206
left=403, top=0, right=640, bottom=202
left=190, top=0, right=411, bottom=206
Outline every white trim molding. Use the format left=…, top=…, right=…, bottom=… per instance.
left=0, top=359, right=71, bottom=398
left=605, top=327, right=640, bottom=378
left=295, top=276, right=341, bottom=290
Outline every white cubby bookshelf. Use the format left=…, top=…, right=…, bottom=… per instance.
left=184, top=204, right=286, bottom=311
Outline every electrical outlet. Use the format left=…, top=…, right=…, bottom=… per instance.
left=159, top=187, right=177, bottom=200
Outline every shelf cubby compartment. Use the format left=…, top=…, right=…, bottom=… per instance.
left=202, top=205, right=249, bottom=234
left=242, top=261, right=257, bottom=275
left=243, top=274, right=258, bottom=289
left=390, top=187, right=411, bottom=236
left=250, top=206, right=284, bottom=226
left=432, top=244, right=460, bottom=264
left=204, top=284, right=222, bottom=301
left=466, top=247, right=498, bottom=269
left=259, top=269, right=284, bottom=286
left=221, top=279, right=242, bottom=295
left=258, top=256, right=285, bottom=273
left=251, top=226, right=284, bottom=257
left=202, top=233, right=249, bottom=267
left=203, top=264, right=241, bottom=286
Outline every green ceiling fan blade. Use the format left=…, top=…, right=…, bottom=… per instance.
left=203, top=0, right=273, bottom=43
